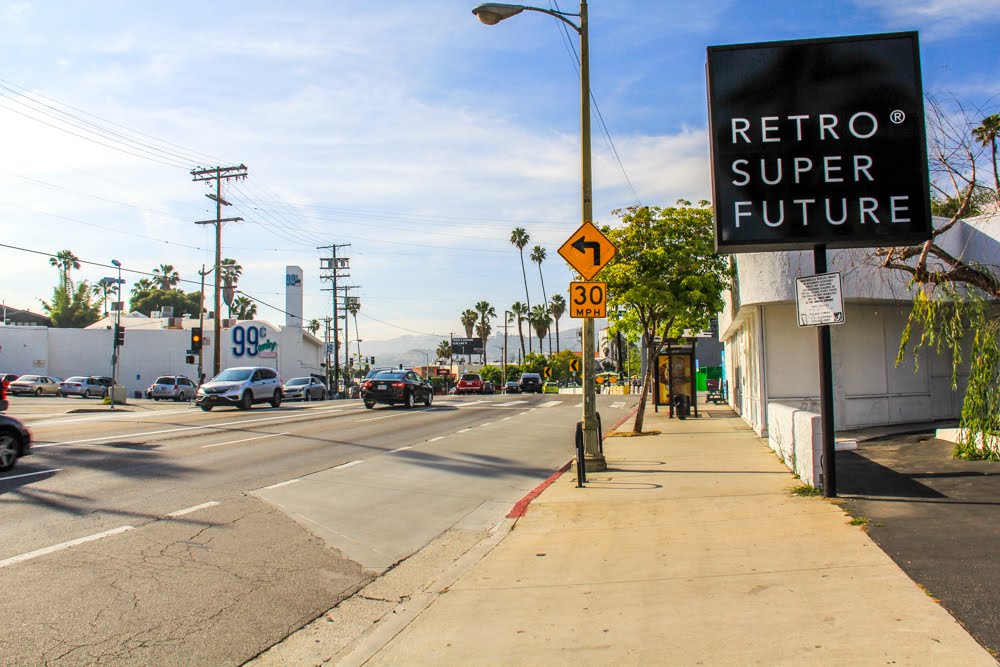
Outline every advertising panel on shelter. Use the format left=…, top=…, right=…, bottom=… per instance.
left=706, top=32, right=931, bottom=253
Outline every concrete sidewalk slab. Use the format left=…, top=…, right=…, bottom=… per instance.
left=359, top=408, right=995, bottom=666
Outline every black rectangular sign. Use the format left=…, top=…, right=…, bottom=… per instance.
left=707, top=32, right=931, bottom=253
left=451, top=338, right=483, bottom=355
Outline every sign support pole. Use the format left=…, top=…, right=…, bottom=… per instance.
left=814, top=245, right=837, bottom=497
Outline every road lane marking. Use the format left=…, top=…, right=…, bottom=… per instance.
left=390, top=445, right=414, bottom=452
left=479, top=422, right=493, bottom=427
left=167, top=501, right=220, bottom=517
left=519, top=411, right=534, bottom=417
left=501, top=417, right=512, bottom=421
left=611, top=401, right=625, bottom=409
left=504, top=400, right=528, bottom=405
left=0, top=526, right=134, bottom=569
left=428, top=437, right=445, bottom=443
left=201, top=432, right=290, bottom=448
left=34, top=406, right=347, bottom=448
left=539, top=400, right=561, bottom=408
left=0, top=468, right=62, bottom=481
left=335, top=460, right=363, bottom=470
left=263, top=479, right=301, bottom=490
left=354, top=408, right=432, bottom=423
left=457, top=428, right=472, bottom=433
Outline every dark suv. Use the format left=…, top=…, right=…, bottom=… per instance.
left=518, top=372, right=543, bottom=393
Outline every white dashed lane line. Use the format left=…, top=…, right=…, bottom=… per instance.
left=334, top=460, right=364, bottom=470
left=166, top=501, right=220, bottom=518
left=263, top=479, right=301, bottom=490
left=0, top=468, right=62, bottom=481
left=0, top=526, right=134, bottom=570
left=201, top=432, right=291, bottom=449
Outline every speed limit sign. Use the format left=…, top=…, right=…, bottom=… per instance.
left=569, top=281, right=607, bottom=318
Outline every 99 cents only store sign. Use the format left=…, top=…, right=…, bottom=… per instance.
left=706, top=32, right=931, bottom=253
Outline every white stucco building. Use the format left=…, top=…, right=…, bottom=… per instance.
left=718, top=214, right=1000, bottom=438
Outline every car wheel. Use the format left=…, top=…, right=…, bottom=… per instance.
left=270, top=391, right=282, bottom=408
left=82, top=389, right=90, bottom=398
left=404, top=391, right=414, bottom=409
left=0, top=429, right=19, bottom=471
left=239, top=392, right=253, bottom=410
left=200, top=405, right=213, bottom=412
left=364, top=399, right=375, bottom=409
left=35, top=387, right=42, bottom=397
left=424, top=390, right=433, bottom=407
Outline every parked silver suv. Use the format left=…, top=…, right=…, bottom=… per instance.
left=195, top=366, right=283, bottom=411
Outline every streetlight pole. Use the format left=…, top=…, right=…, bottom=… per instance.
left=110, top=259, right=123, bottom=410
left=473, top=1, right=604, bottom=470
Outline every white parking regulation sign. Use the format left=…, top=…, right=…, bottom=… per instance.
left=795, top=272, right=845, bottom=327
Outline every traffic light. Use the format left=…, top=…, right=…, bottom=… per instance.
left=190, top=327, right=203, bottom=352
left=114, top=324, right=125, bottom=347
left=370, top=356, right=375, bottom=365
left=185, top=354, right=195, bottom=364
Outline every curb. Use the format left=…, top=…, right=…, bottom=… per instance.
left=507, top=461, right=572, bottom=518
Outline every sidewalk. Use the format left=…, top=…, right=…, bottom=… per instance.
left=258, top=404, right=997, bottom=666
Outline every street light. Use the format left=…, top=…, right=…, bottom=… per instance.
left=110, top=259, right=123, bottom=409
left=473, top=1, right=605, bottom=471
left=408, top=349, right=430, bottom=378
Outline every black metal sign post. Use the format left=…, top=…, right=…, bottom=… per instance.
left=814, top=245, right=837, bottom=497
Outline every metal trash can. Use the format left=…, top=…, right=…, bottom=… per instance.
left=673, top=393, right=690, bottom=420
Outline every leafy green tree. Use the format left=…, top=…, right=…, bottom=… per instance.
left=510, top=300, right=528, bottom=360
left=546, top=349, right=578, bottom=383
left=602, top=202, right=730, bottom=433
left=504, top=363, right=523, bottom=382
left=479, top=364, right=503, bottom=387
left=460, top=308, right=477, bottom=338
left=521, top=352, right=547, bottom=375
left=475, top=300, right=496, bottom=364
left=529, top=303, right=551, bottom=353
left=152, top=264, right=180, bottom=290
left=972, top=113, right=1000, bottom=196
left=510, top=227, right=533, bottom=353
left=41, top=280, right=100, bottom=328
left=130, top=289, right=203, bottom=317
left=231, top=295, right=257, bottom=320
left=530, top=245, right=550, bottom=353
left=549, top=293, right=566, bottom=353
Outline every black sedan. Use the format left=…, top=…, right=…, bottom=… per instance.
left=0, top=413, right=31, bottom=472
left=361, top=370, right=433, bottom=409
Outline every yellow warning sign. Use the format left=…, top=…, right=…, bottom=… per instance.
left=569, top=281, right=607, bottom=319
left=558, top=221, right=617, bottom=280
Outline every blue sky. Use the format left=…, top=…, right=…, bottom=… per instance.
left=1, top=0, right=998, bottom=343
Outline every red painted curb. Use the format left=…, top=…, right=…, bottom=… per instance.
left=610, top=406, right=639, bottom=431
left=507, top=461, right=572, bottom=518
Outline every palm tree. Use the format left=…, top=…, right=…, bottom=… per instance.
left=307, top=319, right=321, bottom=335
left=460, top=309, right=478, bottom=338
left=529, top=304, right=552, bottom=353
left=49, top=249, right=80, bottom=298
left=219, top=258, right=243, bottom=286
left=231, top=295, right=257, bottom=320
left=436, top=340, right=452, bottom=361
left=549, top=293, right=566, bottom=353
left=474, top=300, right=496, bottom=364
left=152, top=264, right=180, bottom=290
left=530, top=245, right=550, bottom=354
left=92, top=278, right=115, bottom=316
left=972, top=114, right=1000, bottom=196
left=510, top=301, right=528, bottom=361
left=130, top=277, right=154, bottom=298
left=346, top=298, right=362, bottom=363
left=510, top=227, right=533, bottom=353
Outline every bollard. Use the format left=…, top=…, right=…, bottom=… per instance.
left=596, top=412, right=603, bottom=456
left=575, top=421, right=586, bottom=487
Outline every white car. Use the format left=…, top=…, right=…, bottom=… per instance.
left=146, top=375, right=197, bottom=401
left=282, top=377, right=327, bottom=401
left=194, top=366, right=283, bottom=412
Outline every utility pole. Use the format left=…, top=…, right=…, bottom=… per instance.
left=341, top=290, right=359, bottom=388
left=192, top=164, right=247, bottom=377
left=322, top=316, right=333, bottom=392
left=198, top=264, right=208, bottom=383
left=318, top=244, right=351, bottom=397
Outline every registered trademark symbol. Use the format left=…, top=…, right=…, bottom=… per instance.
left=890, top=110, right=906, bottom=124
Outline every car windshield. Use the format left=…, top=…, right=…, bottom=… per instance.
left=19, top=375, right=41, bottom=382
left=286, top=378, right=309, bottom=385
left=154, top=377, right=175, bottom=384
left=65, top=376, right=87, bottom=383
left=373, top=371, right=405, bottom=380
left=461, top=374, right=480, bottom=381
left=213, top=369, right=253, bottom=382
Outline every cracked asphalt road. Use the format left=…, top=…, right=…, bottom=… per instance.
left=0, top=496, right=367, bottom=666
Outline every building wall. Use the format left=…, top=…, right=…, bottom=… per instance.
left=0, top=320, right=324, bottom=397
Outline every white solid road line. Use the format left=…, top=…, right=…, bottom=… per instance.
left=0, top=526, right=134, bottom=569
left=354, top=408, right=433, bottom=423
left=263, top=479, right=301, bottom=490
left=167, top=501, right=220, bottom=517
left=201, top=432, right=291, bottom=448
left=34, top=406, right=345, bottom=449
left=0, top=468, right=62, bottom=481
left=334, top=460, right=363, bottom=470
left=390, top=445, right=414, bottom=452
left=428, top=436, right=445, bottom=442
